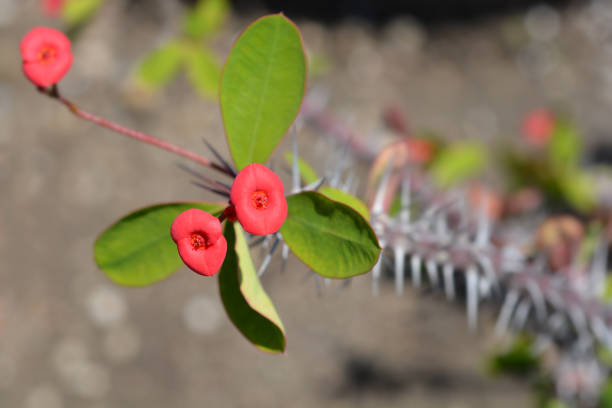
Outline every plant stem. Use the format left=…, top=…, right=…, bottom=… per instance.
left=39, top=85, right=233, bottom=178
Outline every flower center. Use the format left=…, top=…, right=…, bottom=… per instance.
left=191, top=232, right=212, bottom=250
left=250, top=190, right=269, bottom=210
left=37, top=45, right=57, bottom=64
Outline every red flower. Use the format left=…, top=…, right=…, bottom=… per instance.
left=20, top=26, right=73, bottom=87
left=230, top=163, right=288, bottom=235
left=171, top=209, right=227, bottom=277
left=522, top=109, right=554, bottom=146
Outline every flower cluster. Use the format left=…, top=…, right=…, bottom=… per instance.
left=171, top=163, right=287, bottom=277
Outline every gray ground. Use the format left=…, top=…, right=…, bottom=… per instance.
left=2, top=0, right=611, bottom=406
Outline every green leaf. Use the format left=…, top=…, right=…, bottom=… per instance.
left=488, top=335, right=540, bottom=376
left=220, top=14, right=307, bottom=170
left=319, top=186, right=370, bottom=221
left=556, top=168, right=596, bottom=213
left=284, top=152, right=318, bottom=184
left=94, top=202, right=225, bottom=287
left=185, top=46, right=220, bottom=99
left=136, top=42, right=184, bottom=89
left=280, top=192, right=380, bottom=279
left=430, top=142, right=487, bottom=188
left=548, top=119, right=581, bottom=166
left=62, top=0, right=103, bottom=26
left=218, top=222, right=285, bottom=353
left=183, top=0, right=229, bottom=39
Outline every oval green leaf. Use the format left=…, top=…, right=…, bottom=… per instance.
left=220, top=14, right=307, bottom=170
left=219, top=222, right=285, bottom=353
left=280, top=192, right=380, bottom=279
left=94, top=202, right=225, bottom=287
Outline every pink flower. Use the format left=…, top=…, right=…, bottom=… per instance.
left=20, top=26, right=73, bottom=87
left=171, top=209, right=227, bottom=277
left=230, top=163, right=288, bottom=235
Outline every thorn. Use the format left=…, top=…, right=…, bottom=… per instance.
left=202, top=139, right=237, bottom=176
left=475, top=193, right=491, bottom=247
left=426, top=259, right=439, bottom=287
left=177, top=163, right=231, bottom=191
left=248, top=236, right=267, bottom=248
left=443, top=263, right=455, bottom=300
left=304, top=177, right=326, bottom=191
left=526, top=280, right=547, bottom=323
left=512, top=299, right=531, bottom=331
left=394, top=247, right=405, bottom=296
left=372, top=257, right=383, bottom=296
left=466, top=266, right=479, bottom=331
left=281, top=243, right=290, bottom=273
left=495, top=289, right=519, bottom=337
left=190, top=181, right=230, bottom=198
left=256, top=235, right=281, bottom=277
left=411, top=256, right=422, bottom=289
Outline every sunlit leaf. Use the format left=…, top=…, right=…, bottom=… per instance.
left=218, top=222, right=285, bottom=353
left=62, top=0, right=103, bottom=26
left=220, top=14, right=307, bottom=170
left=183, top=0, right=229, bottom=39
left=94, top=202, right=224, bottom=286
left=185, top=46, right=220, bottom=98
left=430, top=142, right=487, bottom=188
left=135, top=42, right=184, bottom=89
left=280, top=192, right=380, bottom=278
left=548, top=119, right=581, bottom=167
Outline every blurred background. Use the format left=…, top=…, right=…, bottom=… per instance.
left=2, top=0, right=612, bottom=407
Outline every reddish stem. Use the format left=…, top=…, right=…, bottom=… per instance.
left=40, top=85, right=233, bottom=177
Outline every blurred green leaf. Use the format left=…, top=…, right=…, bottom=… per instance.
left=94, top=202, right=225, bottom=286
left=185, top=46, right=220, bottom=98
left=280, top=192, right=380, bottom=279
left=548, top=119, right=581, bottom=167
left=556, top=168, right=596, bottom=213
left=183, top=0, right=229, bottom=39
left=62, top=0, right=103, bottom=26
left=430, top=142, right=487, bottom=188
left=136, top=42, right=185, bottom=89
left=601, top=379, right=612, bottom=408
left=488, top=335, right=540, bottom=376
left=319, top=186, right=370, bottom=220
left=284, top=152, right=318, bottom=185
left=218, top=222, right=285, bottom=353
left=220, top=14, right=307, bottom=170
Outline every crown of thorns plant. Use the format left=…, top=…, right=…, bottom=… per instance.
left=20, top=10, right=612, bottom=407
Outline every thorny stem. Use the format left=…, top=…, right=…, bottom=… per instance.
left=39, top=85, right=234, bottom=178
